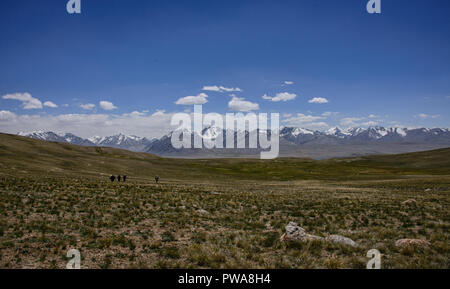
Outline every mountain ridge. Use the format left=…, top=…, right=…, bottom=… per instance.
left=17, top=126, right=450, bottom=159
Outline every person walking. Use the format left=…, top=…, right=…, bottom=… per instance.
left=123, top=175, right=127, bottom=182
left=117, top=174, right=121, bottom=182
left=155, top=175, right=159, bottom=184
left=109, top=175, right=115, bottom=182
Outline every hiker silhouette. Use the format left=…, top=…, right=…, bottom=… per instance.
left=155, top=175, right=159, bottom=184
left=109, top=175, right=115, bottom=182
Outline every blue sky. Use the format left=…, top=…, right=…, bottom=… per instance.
left=0, top=0, right=449, bottom=138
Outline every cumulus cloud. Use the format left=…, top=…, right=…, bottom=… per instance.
left=322, top=111, right=339, bottom=117
left=362, top=121, right=378, bottom=126
left=99, top=101, right=117, bottom=111
left=202, top=86, right=242, bottom=93
left=80, top=103, right=95, bottom=110
left=152, top=109, right=166, bottom=116
left=122, top=111, right=147, bottom=117
left=282, top=81, right=294, bottom=86
left=262, top=92, right=297, bottom=102
left=281, top=113, right=329, bottom=130
left=175, top=93, right=208, bottom=105
left=340, top=117, right=365, bottom=127
left=284, top=113, right=325, bottom=123
left=339, top=116, right=384, bottom=128
left=0, top=110, right=16, bottom=121
left=2, top=92, right=43, bottom=109
left=228, top=96, right=259, bottom=112
left=308, top=97, right=329, bottom=104
left=282, top=113, right=328, bottom=130
left=43, top=101, right=58, bottom=108
left=415, top=113, right=440, bottom=119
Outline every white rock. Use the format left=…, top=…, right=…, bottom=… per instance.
left=326, top=235, right=358, bottom=247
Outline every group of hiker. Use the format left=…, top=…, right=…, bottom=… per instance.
left=109, top=174, right=127, bottom=182
left=109, top=174, right=160, bottom=184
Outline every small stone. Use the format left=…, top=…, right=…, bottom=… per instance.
left=326, top=235, right=358, bottom=247
left=196, top=209, right=209, bottom=215
left=401, top=199, right=417, bottom=206
left=395, top=239, right=431, bottom=248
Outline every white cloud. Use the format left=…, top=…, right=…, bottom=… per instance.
left=340, top=117, right=365, bottom=127
left=282, top=113, right=329, bottom=130
left=152, top=109, right=166, bottom=116
left=415, top=113, right=440, bottom=119
left=43, top=101, right=58, bottom=108
left=175, top=93, right=208, bottom=105
left=122, top=111, right=147, bottom=117
left=284, top=113, right=325, bottom=124
left=2, top=92, right=43, bottom=109
left=263, top=92, right=297, bottom=102
left=0, top=111, right=175, bottom=139
left=80, top=103, right=95, bottom=110
left=99, top=101, right=117, bottom=111
left=228, top=96, right=259, bottom=112
left=282, top=114, right=329, bottom=130
left=362, top=121, right=378, bottom=126
left=308, top=97, right=329, bottom=104
left=0, top=110, right=16, bottom=121
left=283, top=81, right=294, bottom=86
left=322, top=111, right=339, bottom=117
left=202, top=86, right=242, bottom=93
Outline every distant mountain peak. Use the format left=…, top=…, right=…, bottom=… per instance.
left=16, top=126, right=450, bottom=158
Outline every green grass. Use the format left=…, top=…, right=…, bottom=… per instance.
left=0, top=133, right=448, bottom=269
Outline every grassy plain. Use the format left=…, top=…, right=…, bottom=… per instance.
left=0, top=133, right=448, bottom=268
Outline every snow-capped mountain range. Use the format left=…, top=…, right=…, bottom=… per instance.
left=18, top=131, right=156, bottom=152
left=281, top=126, right=450, bottom=143
left=17, top=126, right=450, bottom=158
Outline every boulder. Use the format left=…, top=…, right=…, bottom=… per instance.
left=280, top=222, right=307, bottom=242
left=326, top=235, right=358, bottom=247
left=280, top=222, right=324, bottom=242
left=280, top=222, right=357, bottom=247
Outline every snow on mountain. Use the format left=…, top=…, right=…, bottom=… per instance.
left=281, top=127, right=316, bottom=137
left=325, top=127, right=351, bottom=138
left=16, top=126, right=450, bottom=157
left=88, top=133, right=155, bottom=152
left=18, top=131, right=154, bottom=152
left=18, top=131, right=67, bottom=143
